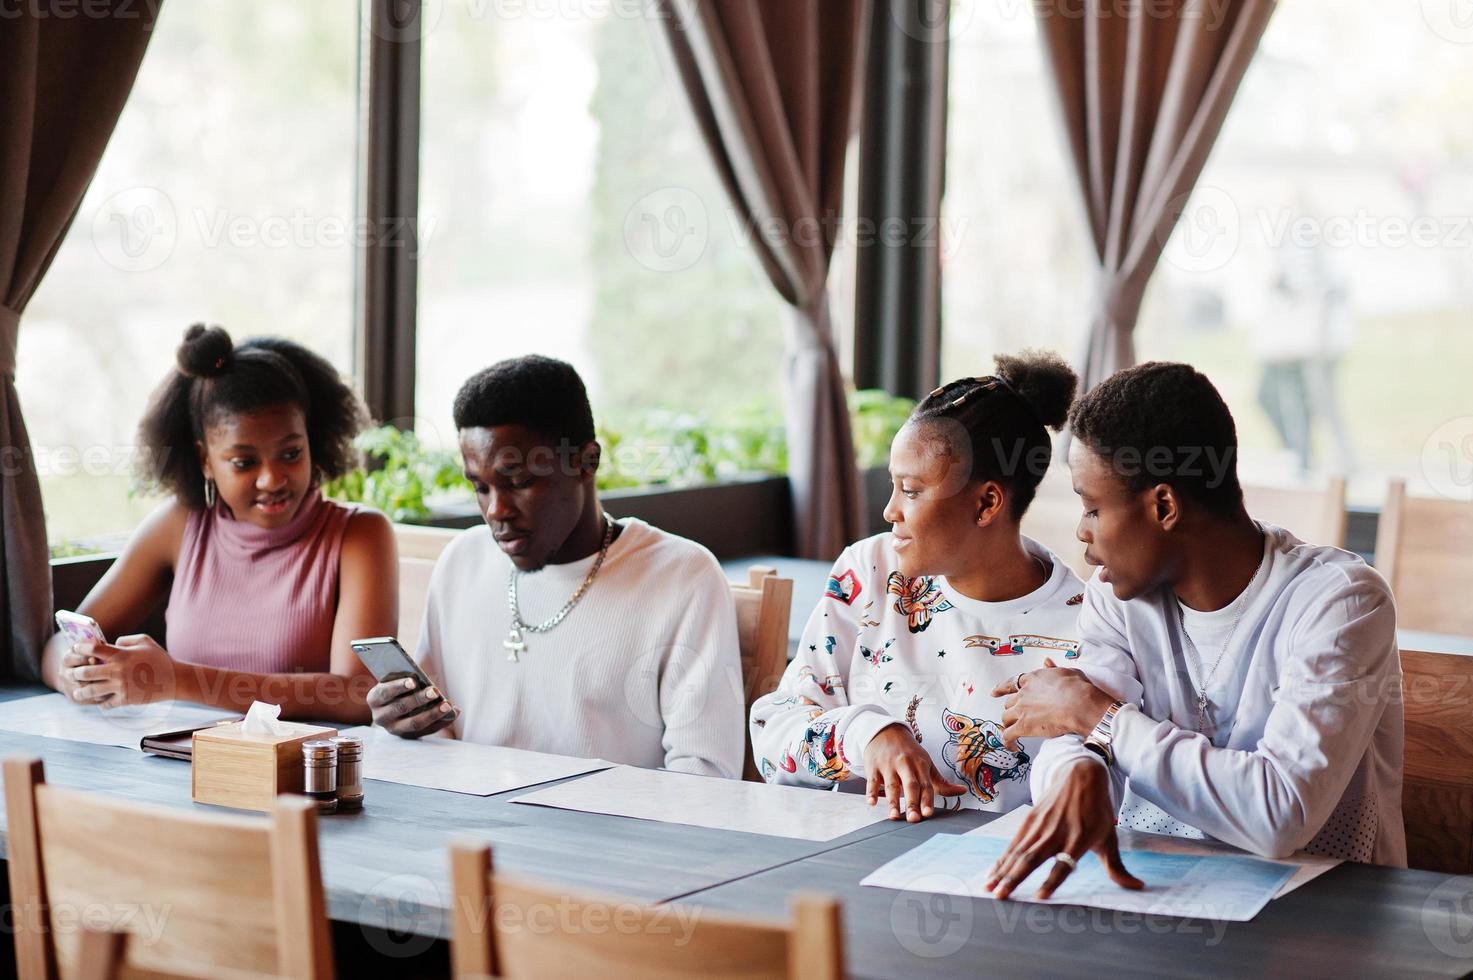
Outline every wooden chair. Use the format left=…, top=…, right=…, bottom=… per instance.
left=392, top=523, right=462, bottom=561
left=731, top=566, right=794, bottom=782
left=447, top=841, right=842, bottom=980
left=1375, top=479, right=1473, bottom=634
left=391, top=524, right=462, bottom=652
left=2, top=756, right=334, bottom=980
left=1400, top=647, right=1473, bottom=873
left=1242, top=477, right=1348, bottom=548
left=75, top=928, right=274, bottom=980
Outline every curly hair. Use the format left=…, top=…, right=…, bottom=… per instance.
left=136, top=324, right=370, bottom=508
left=452, top=354, right=596, bottom=446
left=909, top=348, right=1078, bottom=519
left=1068, top=361, right=1244, bottom=517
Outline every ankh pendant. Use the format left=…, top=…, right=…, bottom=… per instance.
left=504, top=627, right=526, bottom=662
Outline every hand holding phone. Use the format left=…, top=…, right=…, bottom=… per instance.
left=56, top=610, right=106, bottom=667
left=353, top=637, right=459, bottom=739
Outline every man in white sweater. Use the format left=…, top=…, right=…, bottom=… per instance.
left=985, top=362, right=1404, bottom=902
left=367, top=356, right=744, bottom=779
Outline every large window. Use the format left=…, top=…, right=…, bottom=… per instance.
left=415, top=3, right=789, bottom=465
left=944, top=2, right=1473, bottom=507
left=1137, top=0, right=1473, bottom=504
left=23, top=1, right=359, bottom=549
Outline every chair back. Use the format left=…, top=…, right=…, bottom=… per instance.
left=1400, top=648, right=1473, bottom=873
left=2, top=757, right=333, bottom=980
left=448, top=842, right=841, bottom=980
left=730, top=567, right=794, bottom=782
left=1375, top=479, right=1473, bottom=634
left=391, top=524, right=462, bottom=652
left=1242, top=477, right=1348, bottom=548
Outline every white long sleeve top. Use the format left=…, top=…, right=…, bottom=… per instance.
left=751, top=533, right=1085, bottom=812
left=1031, top=523, right=1406, bottom=866
left=415, top=518, right=745, bottom=779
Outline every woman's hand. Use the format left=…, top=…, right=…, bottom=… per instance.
left=991, top=658, right=1117, bottom=751
left=863, top=723, right=968, bottom=822
left=985, top=760, right=1143, bottom=900
left=64, top=636, right=179, bottom=707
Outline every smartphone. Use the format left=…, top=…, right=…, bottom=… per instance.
left=55, top=610, right=106, bottom=647
left=351, top=636, right=435, bottom=689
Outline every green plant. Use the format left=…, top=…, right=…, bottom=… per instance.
left=323, top=426, right=471, bottom=523
left=848, top=389, right=916, bottom=470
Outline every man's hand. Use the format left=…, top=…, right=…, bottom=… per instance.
left=65, top=636, right=177, bottom=707
left=368, top=676, right=458, bottom=738
left=863, top=723, right=968, bottom=822
left=984, top=760, right=1143, bottom=900
left=992, top=658, right=1116, bottom=751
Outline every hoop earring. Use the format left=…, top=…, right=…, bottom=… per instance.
left=204, top=477, right=216, bottom=509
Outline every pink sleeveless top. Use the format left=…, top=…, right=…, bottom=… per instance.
left=166, top=490, right=361, bottom=674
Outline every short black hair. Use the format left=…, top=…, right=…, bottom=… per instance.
left=1068, top=361, right=1244, bottom=517
left=137, top=324, right=370, bottom=508
left=910, top=349, right=1078, bottom=519
left=452, top=355, right=596, bottom=446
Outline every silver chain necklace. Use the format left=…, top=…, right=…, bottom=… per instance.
left=1177, top=543, right=1267, bottom=734
left=503, top=512, right=616, bottom=662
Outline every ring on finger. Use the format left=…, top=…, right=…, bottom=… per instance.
left=1015, top=671, right=1025, bottom=690
left=1053, top=852, right=1078, bottom=870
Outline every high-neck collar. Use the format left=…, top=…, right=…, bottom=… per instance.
left=210, top=488, right=327, bottom=558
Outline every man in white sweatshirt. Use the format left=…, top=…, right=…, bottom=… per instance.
left=985, top=362, right=1404, bottom=902
left=366, top=355, right=745, bottom=779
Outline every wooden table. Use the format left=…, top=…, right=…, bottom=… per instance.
left=2, top=685, right=1471, bottom=977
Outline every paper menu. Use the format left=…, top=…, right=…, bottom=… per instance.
left=968, top=804, right=1341, bottom=899
left=0, top=693, right=234, bottom=749
left=337, top=725, right=611, bottom=796
left=511, top=764, right=893, bottom=842
left=863, top=832, right=1296, bottom=922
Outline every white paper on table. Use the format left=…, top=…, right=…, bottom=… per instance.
left=864, top=832, right=1296, bottom=922
left=0, top=693, right=234, bottom=749
left=966, top=804, right=1341, bottom=898
left=337, top=726, right=611, bottom=797
left=511, top=764, right=892, bottom=842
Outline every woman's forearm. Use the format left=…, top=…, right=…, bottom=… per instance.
left=174, top=664, right=373, bottom=724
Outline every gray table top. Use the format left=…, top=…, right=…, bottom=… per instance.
left=3, top=684, right=1472, bottom=976
left=672, top=815, right=1473, bottom=979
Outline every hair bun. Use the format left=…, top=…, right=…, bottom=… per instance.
left=176, top=323, right=234, bottom=379
left=994, top=348, right=1078, bottom=431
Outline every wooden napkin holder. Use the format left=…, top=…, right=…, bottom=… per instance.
left=191, top=720, right=336, bottom=812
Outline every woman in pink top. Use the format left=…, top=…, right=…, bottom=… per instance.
left=40, top=324, right=398, bottom=723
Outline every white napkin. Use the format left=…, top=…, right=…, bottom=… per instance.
left=240, top=700, right=290, bottom=737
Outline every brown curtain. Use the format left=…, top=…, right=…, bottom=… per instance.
left=657, top=0, right=868, bottom=560
left=1037, top=0, right=1275, bottom=389
left=0, top=3, right=162, bottom=678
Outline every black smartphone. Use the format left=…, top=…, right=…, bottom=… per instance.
left=351, top=636, right=435, bottom=688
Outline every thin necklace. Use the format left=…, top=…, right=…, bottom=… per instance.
left=1177, top=542, right=1267, bottom=734
left=503, top=513, right=616, bottom=662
